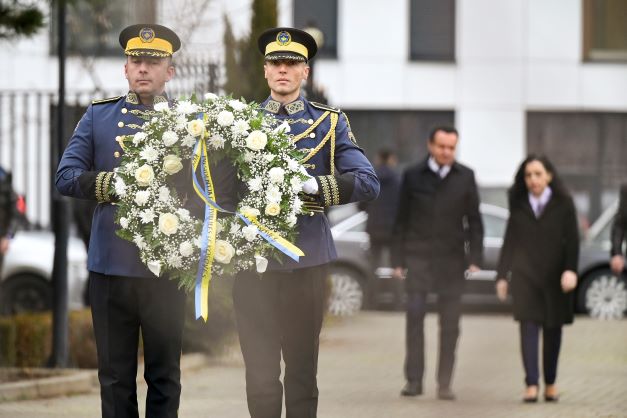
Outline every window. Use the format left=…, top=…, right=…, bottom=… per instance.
left=293, top=0, right=338, bottom=58
left=409, top=0, right=455, bottom=61
left=583, top=0, right=627, bottom=62
left=51, top=0, right=156, bottom=56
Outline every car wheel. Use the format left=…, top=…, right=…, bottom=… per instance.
left=577, top=269, right=627, bottom=320
left=327, top=266, right=365, bottom=316
left=0, top=274, right=52, bottom=315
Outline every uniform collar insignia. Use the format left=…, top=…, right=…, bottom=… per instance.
left=264, top=99, right=281, bottom=114
left=284, top=99, right=304, bottom=115
left=126, top=91, right=169, bottom=106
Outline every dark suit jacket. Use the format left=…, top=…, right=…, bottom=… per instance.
left=393, top=159, right=483, bottom=295
left=496, top=191, right=579, bottom=327
left=610, top=185, right=627, bottom=257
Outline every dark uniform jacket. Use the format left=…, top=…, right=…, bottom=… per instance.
left=261, top=96, right=380, bottom=271
left=497, top=191, right=579, bottom=327
left=360, top=164, right=401, bottom=243
left=610, top=184, right=627, bottom=257
left=392, top=158, right=483, bottom=295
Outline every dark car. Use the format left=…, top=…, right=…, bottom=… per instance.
left=328, top=203, right=627, bottom=319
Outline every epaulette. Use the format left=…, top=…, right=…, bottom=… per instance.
left=92, top=96, right=123, bottom=105
left=310, top=101, right=340, bottom=114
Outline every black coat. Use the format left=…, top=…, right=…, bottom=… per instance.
left=393, top=159, right=483, bottom=295
left=610, top=184, right=627, bottom=257
left=360, top=165, right=401, bottom=242
left=497, top=192, right=579, bottom=327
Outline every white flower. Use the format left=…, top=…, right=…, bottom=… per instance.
left=214, top=240, right=235, bottom=264
left=140, top=209, right=155, bottom=224
left=265, top=202, right=281, bottom=216
left=187, top=119, right=206, bottom=137
left=135, top=165, right=155, bottom=186
left=287, top=213, right=298, bottom=227
left=176, top=100, right=198, bottom=115
left=204, top=92, right=218, bottom=101
left=154, top=101, right=169, bottom=112
left=240, top=206, right=260, bottom=219
left=114, top=177, right=127, bottom=197
left=177, top=208, right=190, bottom=221
left=147, top=260, right=161, bottom=276
left=158, top=186, right=170, bottom=203
left=229, top=222, right=241, bottom=234
left=167, top=254, right=183, bottom=268
left=132, top=132, right=147, bottom=145
left=162, top=131, right=178, bottom=146
left=286, top=158, right=299, bottom=171
left=255, top=255, right=268, bottom=273
left=140, top=146, right=159, bottom=163
left=245, top=130, right=267, bottom=151
left=266, top=186, right=282, bottom=204
left=293, top=197, right=303, bottom=213
left=208, top=134, right=225, bottom=149
left=120, top=217, right=129, bottom=229
left=247, top=177, right=263, bottom=192
left=217, top=111, right=235, bottom=126
left=263, top=153, right=275, bottom=162
left=193, top=237, right=202, bottom=248
left=242, top=225, right=258, bottom=242
left=232, top=119, right=250, bottom=136
left=163, top=155, right=183, bottom=175
left=182, top=135, right=197, bottom=147
left=274, top=121, right=290, bottom=134
left=158, top=213, right=179, bottom=235
left=175, top=115, right=187, bottom=131
left=228, top=100, right=247, bottom=111
left=133, top=234, right=146, bottom=250
left=290, top=177, right=303, bottom=192
left=268, top=167, right=285, bottom=184
left=134, top=190, right=151, bottom=206
left=243, top=151, right=254, bottom=163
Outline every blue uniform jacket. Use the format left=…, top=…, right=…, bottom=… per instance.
left=261, top=96, right=380, bottom=271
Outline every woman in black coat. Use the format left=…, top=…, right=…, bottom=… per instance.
left=496, top=155, right=579, bottom=403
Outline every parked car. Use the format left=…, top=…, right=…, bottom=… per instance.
left=0, top=230, right=88, bottom=315
left=328, top=203, right=627, bottom=319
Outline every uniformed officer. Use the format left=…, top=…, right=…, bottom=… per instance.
left=231, top=27, right=380, bottom=418
left=56, top=24, right=186, bottom=418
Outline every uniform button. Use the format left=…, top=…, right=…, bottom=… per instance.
left=309, top=133, right=316, bottom=138
left=114, top=151, right=120, bottom=158
left=121, top=108, right=128, bottom=114
left=308, top=119, right=314, bottom=124
left=118, top=121, right=124, bottom=128
left=115, top=135, right=121, bottom=141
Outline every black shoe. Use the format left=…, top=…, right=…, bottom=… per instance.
left=437, top=387, right=456, bottom=400
left=400, top=381, right=422, bottom=397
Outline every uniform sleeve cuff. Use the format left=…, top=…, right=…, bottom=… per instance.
left=78, top=171, right=115, bottom=203
left=315, top=173, right=355, bottom=207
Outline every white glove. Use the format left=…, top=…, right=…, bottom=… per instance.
left=302, top=176, right=319, bottom=195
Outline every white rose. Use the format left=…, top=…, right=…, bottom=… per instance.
left=247, top=177, right=263, bottom=192
left=255, top=255, right=268, bottom=273
left=179, top=241, right=194, bottom=257
left=154, top=101, right=169, bottom=112
left=134, top=190, right=151, bottom=206
left=147, top=260, right=161, bottom=276
left=163, top=155, right=183, bottom=175
left=204, top=92, right=218, bottom=101
left=187, top=119, right=206, bottom=137
left=245, top=130, right=267, bottom=151
left=214, top=240, right=235, bottom=264
left=242, top=225, right=258, bottom=242
left=228, top=100, right=247, bottom=111
left=158, top=213, right=179, bottom=235
left=132, top=132, right=147, bottom=145
left=265, top=202, right=281, bottom=216
left=176, top=100, right=198, bottom=115
left=208, top=134, right=225, bottom=149
left=135, top=164, right=155, bottom=186
left=268, top=167, right=285, bottom=184
left=217, top=111, right=235, bottom=126
left=240, top=206, right=261, bottom=219
left=120, top=217, right=129, bottom=229
left=158, top=186, right=170, bottom=203
left=140, top=146, right=159, bottom=163
left=162, top=131, right=178, bottom=146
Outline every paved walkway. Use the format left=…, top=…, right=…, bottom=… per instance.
left=1, top=311, right=626, bottom=417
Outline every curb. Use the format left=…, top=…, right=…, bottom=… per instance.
left=0, top=353, right=209, bottom=403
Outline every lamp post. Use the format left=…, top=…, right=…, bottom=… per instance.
left=303, top=24, right=325, bottom=103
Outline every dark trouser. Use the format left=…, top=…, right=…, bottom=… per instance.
left=89, top=272, right=186, bottom=418
left=232, top=265, right=327, bottom=418
left=520, top=321, right=562, bottom=386
left=404, top=292, right=461, bottom=389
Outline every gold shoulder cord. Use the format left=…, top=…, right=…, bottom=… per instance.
left=292, top=111, right=330, bottom=143
left=299, top=113, right=338, bottom=165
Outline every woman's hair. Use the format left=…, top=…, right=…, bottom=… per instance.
left=507, top=154, right=570, bottom=206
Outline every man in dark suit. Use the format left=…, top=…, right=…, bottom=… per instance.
left=393, top=126, right=483, bottom=400
left=610, top=185, right=627, bottom=275
left=0, top=166, right=17, bottom=273
left=56, top=24, right=187, bottom=418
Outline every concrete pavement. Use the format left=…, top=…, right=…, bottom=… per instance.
left=1, top=311, right=626, bottom=417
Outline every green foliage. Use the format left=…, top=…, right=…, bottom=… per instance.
left=0, top=317, right=16, bottom=366
left=0, top=1, right=45, bottom=40
left=222, top=0, right=277, bottom=102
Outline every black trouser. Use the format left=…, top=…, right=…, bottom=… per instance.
left=89, top=272, right=186, bottom=418
left=520, top=321, right=562, bottom=386
left=232, top=265, right=327, bottom=418
left=404, top=292, right=461, bottom=389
